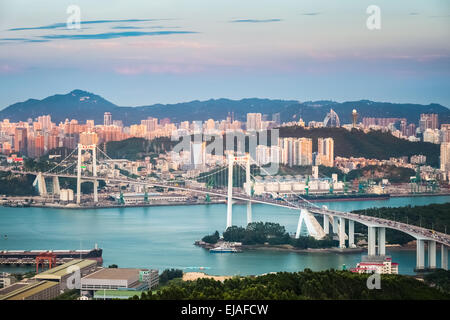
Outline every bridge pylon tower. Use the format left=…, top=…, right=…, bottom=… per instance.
left=226, top=153, right=252, bottom=229
left=76, top=143, right=98, bottom=205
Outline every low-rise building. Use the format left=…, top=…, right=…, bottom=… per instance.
left=350, top=255, right=398, bottom=274
left=81, top=268, right=159, bottom=295
left=34, top=259, right=98, bottom=292
left=0, top=280, right=59, bottom=300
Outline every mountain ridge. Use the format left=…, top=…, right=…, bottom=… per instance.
left=1, top=89, right=449, bottom=125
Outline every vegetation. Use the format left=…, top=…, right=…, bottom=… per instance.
left=0, top=171, right=38, bottom=196
left=347, top=165, right=415, bottom=183
left=53, top=289, right=80, bottom=300
left=279, top=127, right=440, bottom=167
left=137, top=269, right=449, bottom=300
left=159, top=269, right=183, bottom=285
left=105, top=137, right=177, bottom=160
left=220, top=222, right=338, bottom=248
left=202, top=231, right=220, bottom=244
left=424, top=269, right=450, bottom=294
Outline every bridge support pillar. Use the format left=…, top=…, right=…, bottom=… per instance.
left=442, top=245, right=448, bottom=270
left=348, top=220, right=355, bottom=248
left=428, top=240, right=436, bottom=269
left=93, top=145, right=98, bottom=203
left=416, top=239, right=425, bottom=270
left=36, top=173, right=47, bottom=196
left=226, top=153, right=233, bottom=229
left=295, top=210, right=303, bottom=239
left=339, top=217, right=346, bottom=248
left=332, top=217, right=338, bottom=234
left=76, top=144, right=82, bottom=205
left=52, top=176, right=60, bottom=196
left=378, top=227, right=386, bottom=256
left=245, top=154, right=252, bottom=225
left=323, top=215, right=329, bottom=234
left=368, top=226, right=376, bottom=256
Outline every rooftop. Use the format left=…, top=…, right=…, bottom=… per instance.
left=35, top=259, right=97, bottom=280
left=82, top=268, right=148, bottom=280
left=0, top=281, right=58, bottom=300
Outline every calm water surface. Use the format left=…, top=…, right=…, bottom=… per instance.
left=1, top=196, right=449, bottom=275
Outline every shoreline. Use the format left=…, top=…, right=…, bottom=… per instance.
left=2, top=192, right=449, bottom=210
left=195, top=241, right=416, bottom=254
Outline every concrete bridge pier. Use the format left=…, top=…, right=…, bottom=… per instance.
left=52, top=176, right=61, bottom=196
left=323, top=215, right=329, bottom=234
left=35, top=173, right=47, bottom=196
left=368, top=226, right=376, bottom=256
left=428, top=240, right=436, bottom=269
left=226, top=153, right=233, bottom=229
left=339, top=217, right=346, bottom=248
left=332, top=217, right=338, bottom=235
left=245, top=155, right=252, bottom=225
left=378, top=227, right=386, bottom=256
left=348, top=220, right=355, bottom=248
left=93, top=145, right=98, bottom=203
left=416, top=239, right=425, bottom=270
left=442, top=245, right=448, bottom=270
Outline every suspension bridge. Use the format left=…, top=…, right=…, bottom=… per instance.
left=9, top=143, right=450, bottom=272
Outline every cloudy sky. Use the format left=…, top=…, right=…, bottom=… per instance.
left=0, top=0, right=449, bottom=108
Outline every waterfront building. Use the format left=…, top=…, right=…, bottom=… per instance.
left=81, top=268, right=159, bottom=295
left=350, top=256, right=398, bottom=274
left=0, top=280, right=60, bottom=300
left=35, top=259, right=98, bottom=291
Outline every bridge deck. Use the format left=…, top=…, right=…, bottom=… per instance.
left=13, top=170, right=450, bottom=247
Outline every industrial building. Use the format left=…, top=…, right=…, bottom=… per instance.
left=81, top=268, right=159, bottom=296
left=34, top=259, right=98, bottom=291
left=0, top=280, right=59, bottom=300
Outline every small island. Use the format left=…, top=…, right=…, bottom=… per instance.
left=196, top=222, right=355, bottom=253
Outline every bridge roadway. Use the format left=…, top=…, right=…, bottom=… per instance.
left=13, top=170, right=450, bottom=247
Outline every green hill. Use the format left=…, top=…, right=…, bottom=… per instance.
left=279, top=127, right=440, bottom=167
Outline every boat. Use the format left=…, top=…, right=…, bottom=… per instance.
left=210, top=246, right=240, bottom=253
left=0, top=245, right=103, bottom=265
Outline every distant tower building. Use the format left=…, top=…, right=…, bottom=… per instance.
left=352, top=109, right=358, bottom=128
left=104, top=112, right=112, bottom=126
left=323, top=109, right=341, bottom=127
left=419, top=114, right=438, bottom=132
left=247, top=113, right=262, bottom=131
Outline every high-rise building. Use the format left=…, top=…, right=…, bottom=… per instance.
left=246, top=113, right=262, bottom=131
left=14, top=127, right=27, bottom=154
left=419, top=114, right=438, bottom=132
left=104, top=112, right=112, bottom=126
left=296, top=138, right=313, bottom=165
left=318, top=138, right=334, bottom=167
left=190, top=141, right=206, bottom=169
left=441, top=142, right=450, bottom=172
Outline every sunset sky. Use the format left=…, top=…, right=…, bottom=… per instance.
left=0, top=0, right=449, bottom=108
